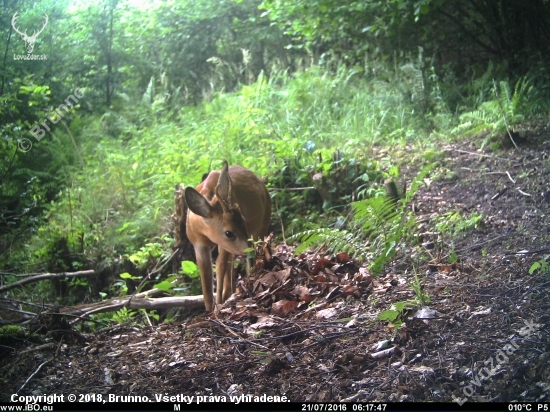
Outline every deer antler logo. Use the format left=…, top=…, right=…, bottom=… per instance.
left=12, top=12, right=49, bottom=54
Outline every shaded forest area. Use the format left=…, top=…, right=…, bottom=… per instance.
left=1, top=0, right=550, bottom=404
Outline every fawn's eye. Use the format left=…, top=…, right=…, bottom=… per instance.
left=225, top=231, right=236, bottom=239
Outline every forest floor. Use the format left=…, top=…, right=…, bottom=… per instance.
left=3, top=136, right=550, bottom=404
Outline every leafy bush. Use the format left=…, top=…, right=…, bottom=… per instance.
left=452, top=78, right=533, bottom=147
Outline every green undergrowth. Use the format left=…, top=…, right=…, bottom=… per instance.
left=2, top=62, right=547, bottom=306
left=9, top=64, right=447, bottom=267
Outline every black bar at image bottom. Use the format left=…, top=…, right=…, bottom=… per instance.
left=0, top=402, right=548, bottom=412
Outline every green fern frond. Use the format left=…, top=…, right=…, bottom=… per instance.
left=293, top=228, right=366, bottom=258
left=400, top=63, right=425, bottom=104
left=292, top=164, right=434, bottom=273
left=453, top=77, right=531, bottom=140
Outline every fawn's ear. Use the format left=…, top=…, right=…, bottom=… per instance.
left=215, top=161, right=233, bottom=212
left=185, top=187, right=214, bottom=218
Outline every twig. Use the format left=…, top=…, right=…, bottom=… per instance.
left=209, top=320, right=270, bottom=350
left=17, top=358, right=52, bottom=394
left=128, top=249, right=178, bottom=306
left=143, top=310, right=153, bottom=327
left=269, top=278, right=293, bottom=296
left=55, top=335, right=64, bottom=357
left=371, top=345, right=399, bottom=359
left=516, top=188, right=532, bottom=197
left=274, top=201, right=287, bottom=243
left=455, top=235, right=507, bottom=252
left=445, top=148, right=512, bottom=162
left=0, top=270, right=95, bottom=293
left=49, top=311, right=104, bottom=325
left=504, top=248, right=550, bottom=256
left=465, top=169, right=515, bottom=185
left=299, top=330, right=358, bottom=351
left=270, top=187, right=315, bottom=191
left=280, top=216, right=287, bottom=243
left=60, top=120, right=87, bottom=168
left=296, top=296, right=339, bottom=318
left=149, top=248, right=179, bottom=277
left=341, top=390, right=371, bottom=403
left=0, top=145, right=18, bottom=186
left=491, top=187, right=508, bottom=201
left=0, top=306, right=35, bottom=318
left=520, top=280, right=550, bottom=300
left=0, top=297, right=53, bottom=309
left=20, top=343, right=56, bottom=355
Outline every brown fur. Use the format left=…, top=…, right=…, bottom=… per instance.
left=185, top=162, right=271, bottom=312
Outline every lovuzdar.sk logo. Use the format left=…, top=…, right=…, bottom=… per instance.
left=12, top=11, right=48, bottom=60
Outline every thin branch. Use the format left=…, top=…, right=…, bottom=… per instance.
left=1, top=19, right=14, bottom=95
left=0, top=145, right=18, bottom=186
left=504, top=248, right=550, bottom=256
left=0, top=270, right=95, bottom=293
left=59, top=120, right=86, bottom=169
left=270, top=187, right=315, bottom=191
left=444, top=148, right=513, bottom=162
left=437, top=7, right=498, bottom=56
left=17, top=358, right=52, bottom=394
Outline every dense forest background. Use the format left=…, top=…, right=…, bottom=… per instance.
left=1, top=0, right=549, bottom=307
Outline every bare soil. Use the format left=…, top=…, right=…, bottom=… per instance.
left=2, top=138, right=550, bottom=403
